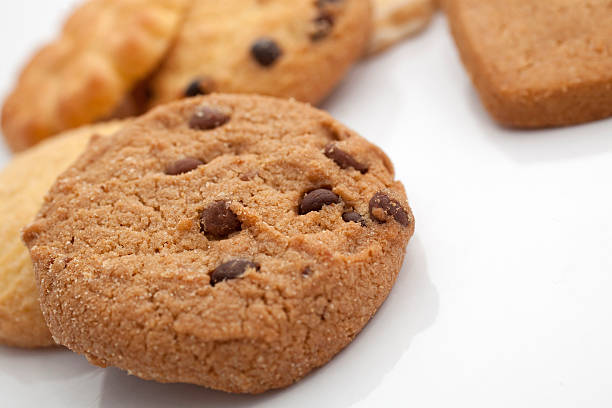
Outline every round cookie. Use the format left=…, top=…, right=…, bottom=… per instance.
left=149, top=0, right=372, bottom=107
left=1, top=0, right=189, bottom=152
left=0, top=121, right=126, bottom=348
left=23, top=94, right=414, bottom=393
left=368, top=0, right=436, bottom=55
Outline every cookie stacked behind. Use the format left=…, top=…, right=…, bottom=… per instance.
left=2, top=0, right=439, bottom=153
left=368, top=0, right=436, bottom=54
left=149, top=0, right=373, bottom=106
left=446, top=0, right=612, bottom=128
left=0, top=121, right=126, bottom=348
left=1, top=0, right=189, bottom=152
left=23, top=94, right=414, bottom=393
left=1, top=0, right=373, bottom=152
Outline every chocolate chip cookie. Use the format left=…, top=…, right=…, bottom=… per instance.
left=150, top=0, right=372, bottom=107
left=0, top=121, right=126, bottom=348
left=1, top=0, right=189, bottom=152
left=23, top=94, right=414, bottom=393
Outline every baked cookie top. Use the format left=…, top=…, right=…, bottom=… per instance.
left=1, top=0, right=188, bottom=152
left=150, top=0, right=372, bottom=107
left=24, top=94, right=414, bottom=393
left=448, top=0, right=612, bottom=91
left=0, top=121, right=125, bottom=348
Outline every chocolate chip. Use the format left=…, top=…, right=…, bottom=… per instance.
left=189, top=106, right=230, bottom=130
left=299, top=188, right=340, bottom=215
left=185, top=80, right=205, bottom=98
left=324, top=143, right=368, bottom=173
left=184, top=77, right=215, bottom=97
left=342, top=211, right=366, bottom=226
left=369, top=192, right=410, bottom=226
left=310, top=13, right=334, bottom=41
left=302, top=267, right=313, bottom=277
left=211, top=259, right=260, bottom=286
left=200, top=201, right=242, bottom=239
left=165, top=158, right=204, bottom=175
left=251, top=38, right=282, bottom=67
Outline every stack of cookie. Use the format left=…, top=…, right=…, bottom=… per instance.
left=1, top=0, right=437, bottom=152
left=7, top=0, right=609, bottom=396
left=3, top=94, right=415, bottom=393
left=0, top=0, right=430, bottom=394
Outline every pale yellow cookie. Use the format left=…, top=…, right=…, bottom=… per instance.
left=1, top=0, right=188, bottom=152
left=0, top=121, right=125, bottom=348
left=150, top=0, right=372, bottom=107
left=368, top=0, right=436, bottom=54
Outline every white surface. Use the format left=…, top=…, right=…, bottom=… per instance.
left=1, top=2, right=612, bottom=407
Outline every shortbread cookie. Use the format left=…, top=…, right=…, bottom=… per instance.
left=150, top=0, right=372, bottom=107
left=446, top=0, right=612, bottom=128
left=24, top=94, right=414, bottom=393
left=1, top=0, right=188, bottom=152
left=0, top=121, right=125, bottom=348
left=368, top=0, right=436, bottom=54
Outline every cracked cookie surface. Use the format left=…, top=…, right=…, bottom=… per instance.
left=1, top=0, right=188, bottom=152
left=23, top=94, right=414, bottom=393
left=150, top=0, right=372, bottom=106
left=0, top=121, right=125, bottom=348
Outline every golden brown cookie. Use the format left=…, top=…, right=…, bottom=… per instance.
left=150, top=0, right=372, bottom=107
left=368, top=0, right=436, bottom=54
left=24, top=94, right=414, bottom=393
left=0, top=121, right=125, bottom=348
left=446, top=0, right=612, bottom=128
left=1, top=0, right=188, bottom=152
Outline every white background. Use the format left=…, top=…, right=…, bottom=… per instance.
left=1, top=2, right=612, bottom=407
